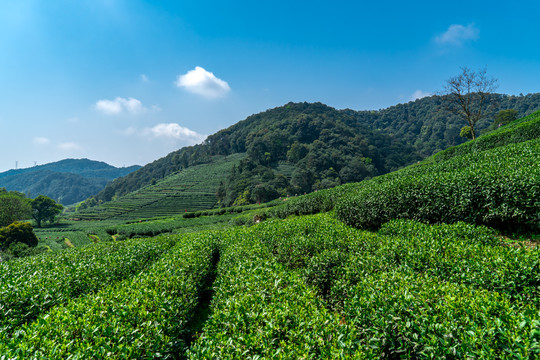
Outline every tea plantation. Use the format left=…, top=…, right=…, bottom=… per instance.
left=74, top=153, right=246, bottom=220
left=0, top=112, right=538, bottom=358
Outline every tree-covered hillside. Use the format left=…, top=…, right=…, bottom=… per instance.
left=0, top=159, right=140, bottom=205
left=353, top=93, right=540, bottom=156
left=91, top=94, right=540, bottom=207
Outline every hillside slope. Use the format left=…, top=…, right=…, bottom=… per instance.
left=270, top=109, right=540, bottom=232
left=89, top=94, right=540, bottom=208
left=74, top=154, right=245, bottom=220
left=0, top=159, right=140, bottom=205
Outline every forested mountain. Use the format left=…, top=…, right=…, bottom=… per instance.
left=0, top=159, right=140, bottom=205
left=89, top=93, right=540, bottom=207
left=352, top=93, right=540, bottom=156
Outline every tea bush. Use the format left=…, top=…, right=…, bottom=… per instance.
left=0, top=235, right=176, bottom=338
left=336, top=139, right=539, bottom=231
left=0, top=232, right=219, bottom=358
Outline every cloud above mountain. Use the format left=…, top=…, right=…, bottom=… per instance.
left=176, top=66, right=231, bottom=98
left=149, top=123, right=206, bottom=143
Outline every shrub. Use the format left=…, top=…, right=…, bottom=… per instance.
left=0, top=222, right=38, bottom=249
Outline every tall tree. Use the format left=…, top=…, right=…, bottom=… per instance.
left=31, top=195, right=63, bottom=228
left=0, top=189, right=32, bottom=227
left=443, top=67, right=498, bottom=140
left=493, top=109, right=518, bottom=129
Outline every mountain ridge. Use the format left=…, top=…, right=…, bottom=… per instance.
left=0, top=159, right=141, bottom=205
left=85, top=93, right=540, bottom=209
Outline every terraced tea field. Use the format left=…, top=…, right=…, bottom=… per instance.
left=75, top=153, right=246, bottom=220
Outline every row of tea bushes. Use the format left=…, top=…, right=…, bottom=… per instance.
left=253, top=215, right=540, bottom=357
left=1, top=213, right=538, bottom=357
left=105, top=213, right=235, bottom=238
left=259, top=215, right=540, bottom=306
left=189, top=215, right=540, bottom=358
left=248, top=215, right=540, bottom=306
left=375, top=220, right=540, bottom=304
left=336, top=269, right=540, bottom=358
left=336, top=139, right=539, bottom=231
left=0, top=236, right=176, bottom=338
left=432, top=109, right=540, bottom=162
left=0, top=232, right=219, bottom=358
left=187, top=227, right=365, bottom=359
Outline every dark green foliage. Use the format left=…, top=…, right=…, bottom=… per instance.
left=0, top=190, right=31, bottom=227
left=0, top=222, right=38, bottom=248
left=216, top=103, right=418, bottom=206
left=336, top=139, right=539, bottom=232
left=493, top=108, right=518, bottom=128
left=1, top=242, right=46, bottom=259
left=31, top=195, right=63, bottom=228
left=0, top=159, right=140, bottom=205
left=354, top=93, right=540, bottom=155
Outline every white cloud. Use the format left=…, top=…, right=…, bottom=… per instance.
left=141, top=74, right=149, bottom=82
left=58, top=142, right=82, bottom=151
left=122, top=123, right=206, bottom=145
left=149, top=123, right=206, bottom=143
left=33, top=137, right=50, bottom=145
left=176, top=66, right=231, bottom=98
left=410, top=90, right=431, bottom=101
left=95, top=97, right=146, bottom=115
left=435, top=23, right=479, bottom=46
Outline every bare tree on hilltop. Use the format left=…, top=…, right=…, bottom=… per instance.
left=443, top=67, right=498, bottom=140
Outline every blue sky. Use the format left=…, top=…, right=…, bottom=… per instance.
left=1, top=0, right=539, bottom=172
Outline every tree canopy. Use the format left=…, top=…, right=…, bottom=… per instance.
left=31, top=195, right=63, bottom=228
left=0, top=188, right=31, bottom=227
left=493, top=109, right=518, bottom=129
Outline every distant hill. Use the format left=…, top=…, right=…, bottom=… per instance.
left=0, top=159, right=140, bottom=205
left=85, top=93, right=540, bottom=211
